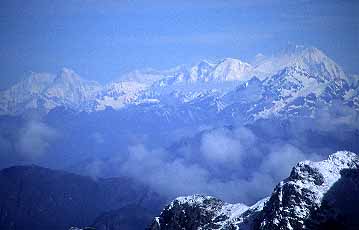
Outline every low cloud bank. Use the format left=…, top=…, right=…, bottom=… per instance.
left=82, top=102, right=359, bottom=204
left=112, top=127, right=321, bottom=204
left=1, top=100, right=357, bottom=205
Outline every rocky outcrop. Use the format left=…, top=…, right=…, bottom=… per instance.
left=256, top=151, right=359, bottom=230
left=150, top=151, right=359, bottom=230
left=149, top=195, right=250, bottom=230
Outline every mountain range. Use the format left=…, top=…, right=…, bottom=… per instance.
left=1, top=45, right=358, bottom=123
left=0, top=45, right=359, bottom=230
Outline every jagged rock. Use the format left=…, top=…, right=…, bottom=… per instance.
left=150, top=151, right=359, bottom=230
left=149, top=195, right=248, bottom=230
left=257, top=151, right=359, bottom=230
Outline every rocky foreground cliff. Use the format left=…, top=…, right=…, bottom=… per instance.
left=149, top=151, right=359, bottom=230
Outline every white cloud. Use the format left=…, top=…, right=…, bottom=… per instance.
left=16, top=121, right=58, bottom=159
left=114, top=126, right=322, bottom=204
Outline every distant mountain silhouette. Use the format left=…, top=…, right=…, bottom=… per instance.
left=0, top=165, right=163, bottom=230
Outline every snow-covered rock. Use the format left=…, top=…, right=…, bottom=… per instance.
left=253, top=45, right=347, bottom=81
left=210, top=58, right=253, bottom=82
left=149, top=151, right=359, bottom=230
left=95, top=81, right=146, bottom=111
left=0, top=68, right=101, bottom=115
left=257, top=151, right=359, bottom=230
left=149, top=195, right=249, bottom=230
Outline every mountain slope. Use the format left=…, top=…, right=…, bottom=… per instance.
left=0, top=165, right=163, bottom=230
left=149, top=151, right=359, bottom=230
left=253, top=45, right=346, bottom=81
left=0, top=69, right=101, bottom=115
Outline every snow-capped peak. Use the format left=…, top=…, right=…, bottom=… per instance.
left=0, top=45, right=356, bottom=116
left=188, top=60, right=215, bottom=82
left=290, top=151, right=358, bottom=188
left=0, top=68, right=102, bottom=115
left=254, top=45, right=347, bottom=81
left=45, top=68, right=101, bottom=101
left=210, top=58, right=253, bottom=81
left=57, top=67, right=79, bottom=79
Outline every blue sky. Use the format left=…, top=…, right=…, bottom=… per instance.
left=0, top=0, right=358, bottom=88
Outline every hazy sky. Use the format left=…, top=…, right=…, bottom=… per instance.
left=0, top=0, right=358, bottom=88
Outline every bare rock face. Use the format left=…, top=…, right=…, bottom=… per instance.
left=150, top=151, right=359, bottom=230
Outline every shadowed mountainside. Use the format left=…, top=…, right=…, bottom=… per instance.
left=0, top=165, right=164, bottom=230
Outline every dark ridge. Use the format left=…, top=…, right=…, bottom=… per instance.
left=0, top=165, right=163, bottom=230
